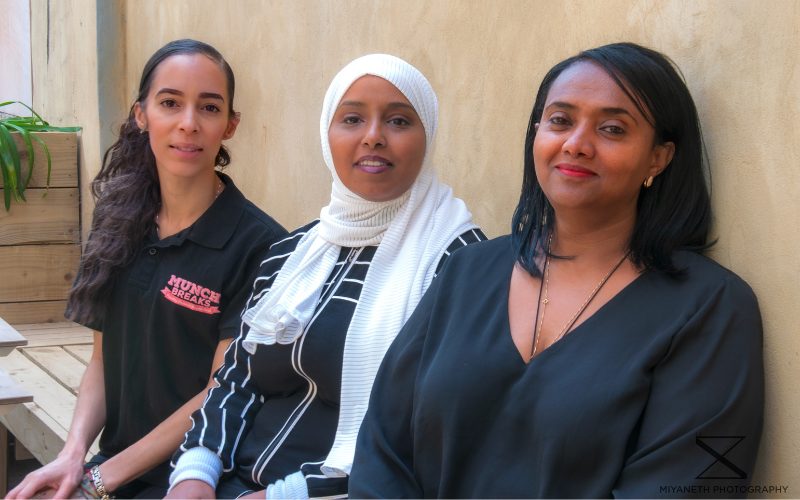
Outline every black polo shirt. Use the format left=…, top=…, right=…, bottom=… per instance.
left=81, top=173, right=286, bottom=486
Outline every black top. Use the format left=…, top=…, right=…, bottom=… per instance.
left=175, top=221, right=486, bottom=497
left=351, top=236, right=764, bottom=499
left=80, top=173, right=287, bottom=486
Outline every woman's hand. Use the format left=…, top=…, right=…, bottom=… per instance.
left=5, top=453, right=84, bottom=499
left=29, top=488, right=58, bottom=499
left=165, top=479, right=216, bottom=499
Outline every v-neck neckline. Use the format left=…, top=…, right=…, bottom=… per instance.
left=502, top=250, right=650, bottom=367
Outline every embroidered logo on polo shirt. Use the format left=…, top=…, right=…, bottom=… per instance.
left=160, top=275, right=221, bottom=315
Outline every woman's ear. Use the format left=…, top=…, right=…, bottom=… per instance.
left=223, top=112, right=241, bottom=140
left=133, top=102, right=147, bottom=131
left=650, top=141, right=675, bottom=177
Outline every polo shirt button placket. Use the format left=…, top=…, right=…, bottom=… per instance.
left=149, top=248, right=157, bottom=256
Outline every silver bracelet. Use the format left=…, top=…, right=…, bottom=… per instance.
left=89, top=465, right=111, bottom=500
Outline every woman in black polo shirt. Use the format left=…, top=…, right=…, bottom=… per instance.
left=8, top=40, right=286, bottom=499
left=167, top=54, right=485, bottom=499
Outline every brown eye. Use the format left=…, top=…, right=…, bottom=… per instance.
left=388, top=117, right=411, bottom=127
left=601, top=125, right=625, bottom=135
left=547, top=116, right=570, bottom=127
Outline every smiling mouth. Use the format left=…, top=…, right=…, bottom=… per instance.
left=171, top=145, right=203, bottom=152
left=355, top=157, right=393, bottom=174
left=555, top=164, right=596, bottom=178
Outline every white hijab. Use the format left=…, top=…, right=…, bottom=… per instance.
left=242, top=54, right=477, bottom=476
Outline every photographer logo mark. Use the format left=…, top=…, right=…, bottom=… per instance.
left=695, top=436, right=746, bottom=479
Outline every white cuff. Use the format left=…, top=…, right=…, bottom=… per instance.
left=169, top=447, right=223, bottom=492
left=265, top=470, right=308, bottom=499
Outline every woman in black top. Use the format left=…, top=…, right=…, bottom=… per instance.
left=8, top=40, right=286, bottom=499
left=168, top=54, right=485, bottom=499
left=351, top=43, right=764, bottom=498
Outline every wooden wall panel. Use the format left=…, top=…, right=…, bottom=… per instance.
left=0, top=188, right=79, bottom=245
left=0, top=301, right=68, bottom=325
left=0, top=245, right=80, bottom=303
left=0, top=132, right=80, bottom=323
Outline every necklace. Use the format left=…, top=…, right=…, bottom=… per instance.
left=529, top=237, right=630, bottom=360
left=155, top=177, right=224, bottom=236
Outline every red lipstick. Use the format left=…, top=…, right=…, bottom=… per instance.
left=555, top=163, right=596, bottom=178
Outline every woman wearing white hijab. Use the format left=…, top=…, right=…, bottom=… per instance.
left=167, top=54, right=485, bottom=499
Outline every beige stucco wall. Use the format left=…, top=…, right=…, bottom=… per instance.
left=0, top=0, right=32, bottom=116
left=29, top=0, right=798, bottom=495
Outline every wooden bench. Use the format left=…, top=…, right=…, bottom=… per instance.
left=0, top=317, right=34, bottom=412
left=0, top=320, right=99, bottom=491
left=0, top=317, right=34, bottom=493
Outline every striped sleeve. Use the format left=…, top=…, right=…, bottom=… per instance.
left=434, top=228, right=487, bottom=276
left=171, top=227, right=312, bottom=486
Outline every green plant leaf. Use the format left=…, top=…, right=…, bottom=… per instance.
left=2, top=101, right=81, bottom=132
left=0, top=125, right=24, bottom=201
left=30, top=133, right=52, bottom=190
left=0, top=138, right=11, bottom=210
left=3, top=122, right=35, bottom=188
left=1, top=101, right=80, bottom=209
left=24, top=125, right=82, bottom=132
left=1, top=100, right=46, bottom=124
left=0, top=125, right=19, bottom=197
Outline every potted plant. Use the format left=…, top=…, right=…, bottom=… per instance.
left=0, top=101, right=80, bottom=210
left=0, top=101, right=82, bottom=324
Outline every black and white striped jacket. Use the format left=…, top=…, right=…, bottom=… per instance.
left=173, top=220, right=486, bottom=497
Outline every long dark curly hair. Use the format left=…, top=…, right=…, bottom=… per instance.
left=512, top=42, right=712, bottom=277
left=66, top=39, right=237, bottom=326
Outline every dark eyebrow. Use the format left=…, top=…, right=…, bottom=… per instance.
left=200, top=92, right=225, bottom=101
left=386, top=102, right=415, bottom=111
left=545, top=101, right=577, bottom=112
left=600, top=107, right=637, bottom=124
left=338, top=100, right=364, bottom=108
left=338, top=100, right=415, bottom=111
left=545, top=101, right=639, bottom=124
left=155, top=88, right=225, bottom=101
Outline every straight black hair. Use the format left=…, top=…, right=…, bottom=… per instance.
left=512, top=42, right=712, bottom=277
left=66, top=39, right=237, bottom=325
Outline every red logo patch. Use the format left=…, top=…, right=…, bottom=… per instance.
left=160, top=275, right=221, bottom=315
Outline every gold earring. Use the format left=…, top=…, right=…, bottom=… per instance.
left=643, top=176, right=654, bottom=188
